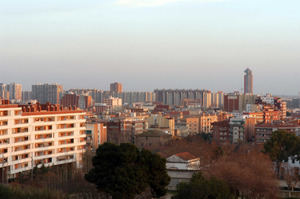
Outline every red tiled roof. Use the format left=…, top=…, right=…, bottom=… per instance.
left=175, top=152, right=197, bottom=161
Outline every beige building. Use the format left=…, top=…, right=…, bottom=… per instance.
left=203, top=91, right=212, bottom=108
left=0, top=84, right=9, bottom=100
left=147, top=114, right=175, bottom=135
left=103, top=97, right=122, bottom=112
left=0, top=102, right=86, bottom=181
left=8, top=83, right=22, bottom=102
left=186, top=117, right=200, bottom=135
left=186, top=114, right=218, bottom=134
left=200, top=114, right=218, bottom=133
left=86, top=119, right=107, bottom=151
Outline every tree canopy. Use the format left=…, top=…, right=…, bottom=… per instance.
left=85, top=143, right=170, bottom=199
left=172, top=172, right=234, bottom=199
left=264, top=130, right=300, bottom=176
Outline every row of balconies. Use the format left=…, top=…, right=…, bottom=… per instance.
left=34, top=117, right=55, bottom=123
left=1, top=148, right=85, bottom=172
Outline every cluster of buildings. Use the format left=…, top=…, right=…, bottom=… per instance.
left=0, top=83, right=22, bottom=103
left=2, top=68, right=300, bottom=188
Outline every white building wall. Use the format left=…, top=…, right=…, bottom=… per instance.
left=0, top=106, right=86, bottom=178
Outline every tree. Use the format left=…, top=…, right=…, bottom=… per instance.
left=139, top=149, right=170, bottom=197
left=283, top=164, right=300, bottom=196
left=85, top=143, right=170, bottom=199
left=208, top=145, right=278, bottom=199
left=172, top=172, right=234, bottom=199
left=264, top=130, right=300, bottom=177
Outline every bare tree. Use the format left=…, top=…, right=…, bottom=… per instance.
left=283, top=163, right=300, bottom=197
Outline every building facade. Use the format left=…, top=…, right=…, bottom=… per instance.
left=110, top=82, right=123, bottom=93
left=154, top=89, right=211, bottom=107
left=32, top=83, right=63, bottom=104
left=244, top=68, right=253, bottom=94
left=8, top=83, right=22, bottom=102
left=0, top=101, right=86, bottom=180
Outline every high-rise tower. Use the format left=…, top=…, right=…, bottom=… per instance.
left=32, top=83, right=63, bottom=104
left=244, top=68, right=253, bottom=94
left=110, top=82, right=123, bottom=93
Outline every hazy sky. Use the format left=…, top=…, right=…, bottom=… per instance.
left=1, top=0, right=300, bottom=95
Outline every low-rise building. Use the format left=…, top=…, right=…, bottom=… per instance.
left=107, top=117, right=147, bottom=144
left=255, top=120, right=300, bottom=144
left=212, top=120, right=230, bottom=144
left=135, top=129, right=172, bottom=149
left=166, top=152, right=200, bottom=190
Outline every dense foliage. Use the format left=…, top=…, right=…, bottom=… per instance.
left=172, top=172, right=234, bottom=199
left=264, top=130, right=300, bottom=176
left=85, top=143, right=170, bottom=199
left=157, top=136, right=278, bottom=199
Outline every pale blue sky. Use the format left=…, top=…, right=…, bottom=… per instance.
left=1, top=0, right=300, bottom=94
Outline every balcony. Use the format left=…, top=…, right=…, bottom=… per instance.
left=34, top=117, right=55, bottom=123
left=34, top=126, right=52, bottom=132
left=57, top=124, right=75, bottom=130
left=12, top=128, right=29, bottom=134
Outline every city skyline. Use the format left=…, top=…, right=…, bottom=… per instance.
left=1, top=68, right=298, bottom=97
left=1, top=0, right=300, bottom=95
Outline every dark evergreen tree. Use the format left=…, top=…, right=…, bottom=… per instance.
left=85, top=143, right=170, bottom=199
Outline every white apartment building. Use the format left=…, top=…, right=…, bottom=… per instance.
left=0, top=103, right=86, bottom=180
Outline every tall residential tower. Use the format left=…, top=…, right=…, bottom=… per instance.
left=110, top=82, right=122, bottom=93
left=32, top=83, right=63, bottom=104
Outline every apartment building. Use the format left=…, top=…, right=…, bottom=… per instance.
left=61, top=92, right=93, bottom=110
left=154, top=89, right=211, bottom=107
left=147, top=114, right=175, bottom=136
left=103, top=97, right=122, bottom=112
left=199, top=114, right=218, bottom=133
left=0, top=83, right=22, bottom=102
left=110, top=82, right=123, bottom=93
left=8, top=83, right=22, bottom=102
left=255, top=120, right=300, bottom=144
left=32, top=83, right=63, bottom=104
left=185, top=113, right=218, bottom=134
left=0, top=101, right=86, bottom=181
left=86, top=119, right=107, bottom=151
left=107, top=117, right=147, bottom=144
left=186, top=117, right=200, bottom=135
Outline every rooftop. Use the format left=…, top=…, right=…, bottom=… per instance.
left=174, top=152, right=197, bottom=161
left=137, top=129, right=172, bottom=137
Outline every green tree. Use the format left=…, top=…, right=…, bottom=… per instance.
left=85, top=143, right=170, bottom=199
left=172, top=172, right=234, bottom=199
left=264, top=130, right=300, bottom=177
left=139, top=149, right=170, bottom=197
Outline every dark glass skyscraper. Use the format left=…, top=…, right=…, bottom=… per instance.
left=244, top=68, right=253, bottom=94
